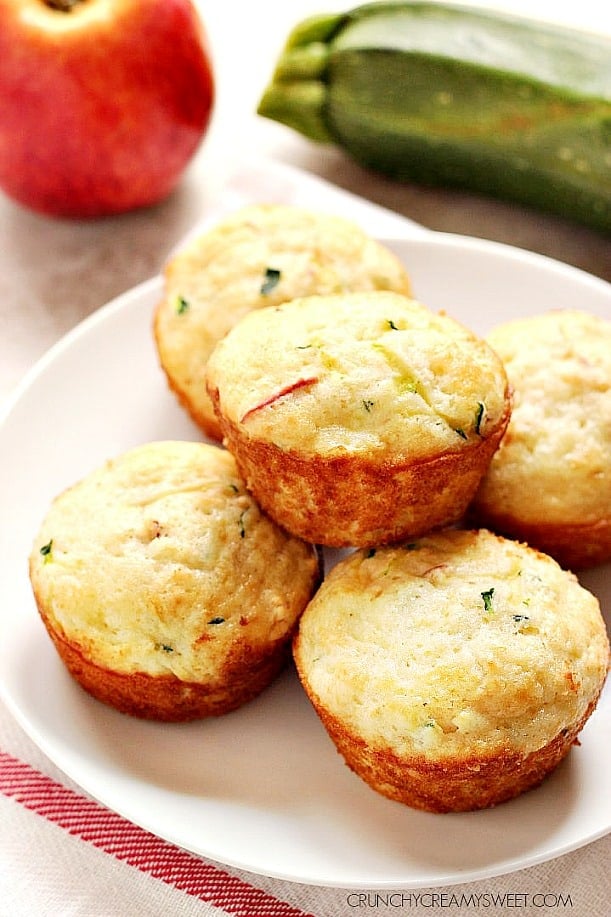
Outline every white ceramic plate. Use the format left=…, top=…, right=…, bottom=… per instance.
left=1, top=233, right=609, bottom=889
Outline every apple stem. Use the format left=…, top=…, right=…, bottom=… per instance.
left=44, top=0, right=85, bottom=12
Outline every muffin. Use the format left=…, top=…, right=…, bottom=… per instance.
left=206, top=291, right=511, bottom=547
left=154, top=203, right=412, bottom=440
left=29, top=441, right=321, bottom=721
left=470, top=309, right=611, bottom=569
left=293, top=528, right=610, bottom=813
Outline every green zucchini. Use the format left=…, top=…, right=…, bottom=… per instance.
left=257, top=1, right=611, bottom=233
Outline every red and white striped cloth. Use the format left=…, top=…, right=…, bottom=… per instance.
left=0, top=698, right=322, bottom=917
left=0, top=750, right=309, bottom=916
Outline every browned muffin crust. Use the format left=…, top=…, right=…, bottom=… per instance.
left=470, top=309, right=611, bottom=570
left=294, top=674, right=602, bottom=813
left=292, top=529, right=609, bottom=812
left=209, top=385, right=511, bottom=547
left=38, top=604, right=293, bottom=721
left=29, top=441, right=322, bottom=721
left=466, top=512, right=611, bottom=572
left=206, top=291, right=512, bottom=548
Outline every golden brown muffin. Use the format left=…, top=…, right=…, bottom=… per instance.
left=207, top=291, right=511, bottom=548
left=154, top=203, right=412, bottom=440
left=29, top=441, right=321, bottom=721
left=470, top=309, right=611, bottom=569
left=293, top=529, right=609, bottom=813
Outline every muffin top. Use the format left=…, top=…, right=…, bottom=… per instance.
left=207, top=291, right=509, bottom=457
left=475, top=309, right=611, bottom=524
left=154, top=203, right=412, bottom=435
left=29, top=441, right=320, bottom=681
left=294, top=529, right=609, bottom=760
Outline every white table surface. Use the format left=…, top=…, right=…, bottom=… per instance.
left=1, top=2, right=609, bottom=915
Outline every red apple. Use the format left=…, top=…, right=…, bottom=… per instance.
left=0, top=0, right=214, bottom=217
